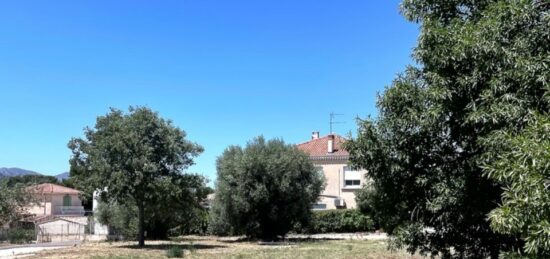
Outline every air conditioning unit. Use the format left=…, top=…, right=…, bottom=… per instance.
left=334, top=198, right=346, bottom=207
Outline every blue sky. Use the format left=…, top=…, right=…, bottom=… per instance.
left=0, top=1, right=418, bottom=184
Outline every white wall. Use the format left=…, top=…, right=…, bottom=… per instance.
left=26, top=194, right=83, bottom=216
left=92, top=190, right=110, bottom=235
left=37, top=219, right=86, bottom=243
left=51, top=194, right=82, bottom=215
left=312, top=160, right=368, bottom=210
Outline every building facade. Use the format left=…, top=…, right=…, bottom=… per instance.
left=297, top=132, right=367, bottom=210
left=25, top=183, right=85, bottom=217
left=25, top=183, right=87, bottom=242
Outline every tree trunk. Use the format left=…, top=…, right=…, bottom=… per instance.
left=138, top=201, right=145, bottom=247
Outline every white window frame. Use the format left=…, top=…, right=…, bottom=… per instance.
left=311, top=203, right=327, bottom=210
left=343, top=166, right=361, bottom=188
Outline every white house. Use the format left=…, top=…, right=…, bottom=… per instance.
left=297, top=132, right=368, bottom=210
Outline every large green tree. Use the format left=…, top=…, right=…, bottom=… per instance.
left=68, top=107, right=204, bottom=246
left=209, top=137, right=324, bottom=240
left=346, top=0, right=548, bottom=257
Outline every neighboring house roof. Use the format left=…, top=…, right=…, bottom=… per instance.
left=296, top=134, right=349, bottom=160
left=21, top=214, right=54, bottom=223
left=26, top=183, right=81, bottom=195
left=36, top=216, right=86, bottom=226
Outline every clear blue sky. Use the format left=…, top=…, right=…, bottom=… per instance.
left=0, top=1, right=418, bottom=184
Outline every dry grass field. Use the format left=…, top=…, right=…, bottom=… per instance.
left=29, top=236, right=425, bottom=259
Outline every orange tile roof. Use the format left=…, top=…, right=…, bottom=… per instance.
left=26, top=183, right=81, bottom=195
left=296, top=134, right=349, bottom=157
left=22, top=215, right=54, bottom=223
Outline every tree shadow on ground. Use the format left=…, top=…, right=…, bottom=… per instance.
left=285, top=237, right=345, bottom=242
left=120, top=243, right=226, bottom=250
left=217, top=236, right=343, bottom=244
left=214, top=237, right=250, bottom=243
left=170, top=236, right=214, bottom=242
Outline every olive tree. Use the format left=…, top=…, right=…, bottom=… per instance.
left=209, top=137, right=324, bottom=240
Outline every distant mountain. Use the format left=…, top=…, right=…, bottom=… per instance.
left=0, top=167, right=70, bottom=181
left=55, top=172, right=70, bottom=181
left=0, top=167, right=41, bottom=178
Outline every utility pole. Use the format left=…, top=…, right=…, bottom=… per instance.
left=329, top=112, right=345, bottom=134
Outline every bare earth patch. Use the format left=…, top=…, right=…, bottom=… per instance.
left=29, top=235, right=425, bottom=259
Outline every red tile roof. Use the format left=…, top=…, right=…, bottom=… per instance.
left=296, top=134, right=349, bottom=157
left=26, top=183, right=81, bottom=195
left=22, top=215, right=55, bottom=223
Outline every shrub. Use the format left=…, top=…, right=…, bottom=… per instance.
left=166, top=246, right=184, bottom=258
left=355, top=187, right=381, bottom=229
left=294, top=209, right=375, bottom=234
left=7, top=228, right=35, bottom=244
left=169, top=208, right=209, bottom=236
left=95, top=201, right=138, bottom=239
left=96, top=194, right=210, bottom=240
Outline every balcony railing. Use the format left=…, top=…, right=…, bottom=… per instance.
left=55, top=206, right=85, bottom=216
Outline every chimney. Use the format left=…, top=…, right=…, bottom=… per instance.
left=327, top=134, right=335, bottom=153
left=312, top=131, right=320, bottom=140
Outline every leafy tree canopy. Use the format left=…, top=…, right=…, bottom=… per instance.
left=484, top=115, right=550, bottom=256
left=68, top=106, right=204, bottom=246
left=209, top=136, right=324, bottom=240
left=1, top=175, right=58, bottom=187
left=346, top=0, right=548, bottom=257
left=0, top=182, right=32, bottom=226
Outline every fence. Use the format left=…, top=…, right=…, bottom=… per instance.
left=1, top=216, right=112, bottom=244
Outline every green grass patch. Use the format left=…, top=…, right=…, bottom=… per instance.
left=166, top=246, right=184, bottom=258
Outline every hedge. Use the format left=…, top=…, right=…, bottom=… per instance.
left=294, top=209, right=375, bottom=234
left=7, top=228, right=35, bottom=244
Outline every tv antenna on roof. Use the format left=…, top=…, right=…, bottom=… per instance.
left=329, top=112, right=345, bottom=134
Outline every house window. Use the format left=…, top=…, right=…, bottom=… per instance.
left=63, top=194, right=72, bottom=207
left=345, top=180, right=361, bottom=186
left=343, top=166, right=361, bottom=187
left=311, top=203, right=327, bottom=210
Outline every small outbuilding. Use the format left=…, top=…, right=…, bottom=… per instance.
left=35, top=217, right=86, bottom=243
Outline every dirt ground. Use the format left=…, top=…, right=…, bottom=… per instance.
left=26, top=235, right=425, bottom=259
